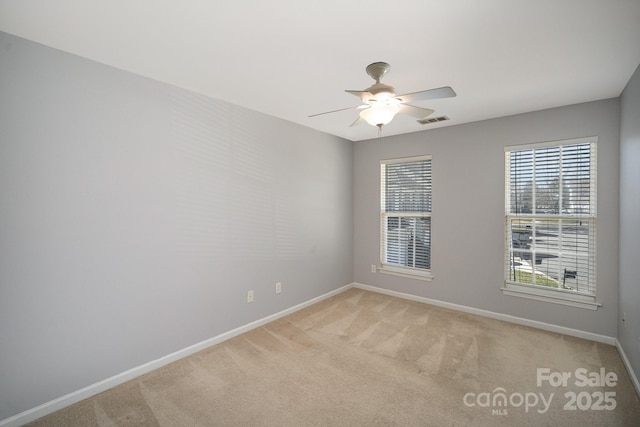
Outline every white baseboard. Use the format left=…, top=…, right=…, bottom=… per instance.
left=615, top=339, right=640, bottom=399
left=353, top=283, right=617, bottom=345
left=0, top=283, right=352, bottom=427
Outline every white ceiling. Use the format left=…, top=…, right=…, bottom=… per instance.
left=1, top=0, right=639, bottom=141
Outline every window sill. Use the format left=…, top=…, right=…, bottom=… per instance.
left=378, top=265, right=433, bottom=281
left=501, top=282, right=601, bottom=310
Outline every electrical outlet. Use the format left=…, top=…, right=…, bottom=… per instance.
left=275, top=282, right=282, bottom=294
left=247, top=290, right=254, bottom=303
left=371, top=264, right=377, bottom=273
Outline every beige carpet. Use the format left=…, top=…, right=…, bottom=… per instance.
left=27, top=288, right=640, bottom=426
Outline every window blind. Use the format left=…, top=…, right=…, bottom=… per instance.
left=381, top=156, right=431, bottom=271
left=505, top=138, right=596, bottom=296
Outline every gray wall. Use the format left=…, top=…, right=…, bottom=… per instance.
left=619, top=64, right=640, bottom=381
left=0, top=32, right=353, bottom=420
left=354, top=99, right=620, bottom=337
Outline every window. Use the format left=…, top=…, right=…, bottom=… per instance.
left=503, top=137, right=598, bottom=309
left=379, top=155, right=432, bottom=280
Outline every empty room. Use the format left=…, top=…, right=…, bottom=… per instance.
left=1, top=1, right=640, bottom=426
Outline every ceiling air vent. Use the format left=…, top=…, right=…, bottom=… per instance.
left=417, top=116, right=450, bottom=125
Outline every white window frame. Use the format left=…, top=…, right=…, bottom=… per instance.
left=379, top=155, right=433, bottom=281
left=502, top=137, right=599, bottom=310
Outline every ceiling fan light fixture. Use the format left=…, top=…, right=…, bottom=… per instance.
left=372, top=90, right=394, bottom=101
left=360, top=103, right=400, bottom=127
left=308, top=62, right=456, bottom=133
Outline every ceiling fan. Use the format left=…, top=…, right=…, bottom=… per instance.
left=309, top=61, right=456, bottom=131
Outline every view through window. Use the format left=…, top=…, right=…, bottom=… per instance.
left=380, top=155, right=432, bottom=279
left=504, top=137, right=597, bottom=307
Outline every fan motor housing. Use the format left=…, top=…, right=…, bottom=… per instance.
left=368, top=84, right=395, bottom=97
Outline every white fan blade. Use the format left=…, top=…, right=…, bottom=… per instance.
left=308, top=105, right=358, bottom=117
left=345, top=90, right=373, bottom=101
left=308, top=104, right=369, bottom=118
left=399, top=104, right=435, bottom=119
left=349, top=114, right=367, bottom=127
left=397, top=86, right=456, bottom=103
